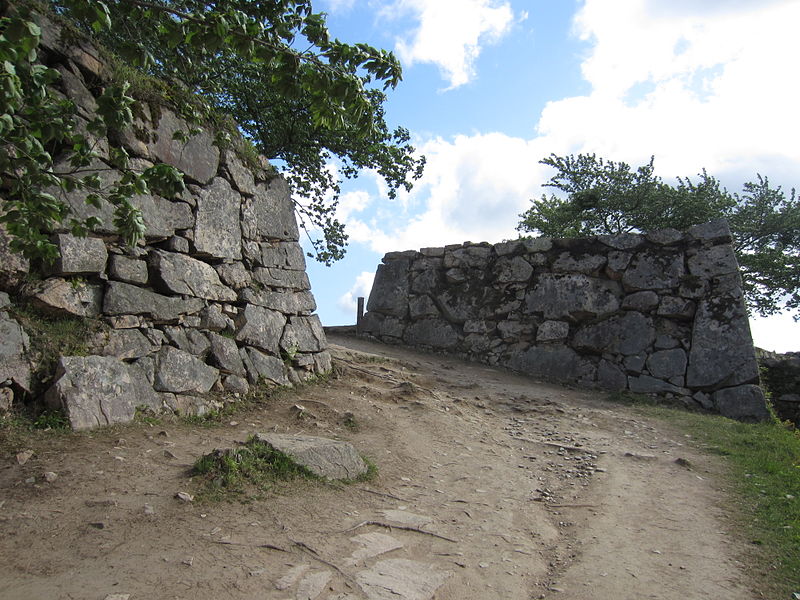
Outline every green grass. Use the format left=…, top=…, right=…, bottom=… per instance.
left=610, top=394, right=800, bottom=597
left=191, top=436, right=319, bottom=502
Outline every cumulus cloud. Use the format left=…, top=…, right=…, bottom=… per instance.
left=338, top=271, right=376, bottom=315
left=388, top=0, right=518, bottom=89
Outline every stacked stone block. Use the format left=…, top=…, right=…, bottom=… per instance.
left=0, top=14, right=330, bottom=430
left=362, top=220, right=769, bottom=421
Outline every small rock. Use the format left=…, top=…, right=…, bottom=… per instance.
left=90, top=521, right=108, bottom=529
left=103, top=595, right=131, bottom=600
left=43, top=471, right=58, bottom=483
left=674, top=457, right=692, bottom=469
left=175, top=491, right=194, bottom=502
left=144, top=504, right=155, bottom=515
left=182, top=556, right=194, bottom=566
left=164, top=449, right=178, bottom=459
left=24, top=477, right=35, bottom=484
left=623, top=452, right=656, bottom=460
left=248, top=567, right=265, bottom=576
left=16, top=450, right=34, bottom=465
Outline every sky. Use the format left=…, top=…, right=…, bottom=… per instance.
left=303, top=0, right=800, bottom=353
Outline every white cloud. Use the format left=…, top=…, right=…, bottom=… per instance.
left=323, top=0, right=357, bottom=12
left=388, top=0, right=518, bottom=89
left=337, top=271, right=376, bottom=315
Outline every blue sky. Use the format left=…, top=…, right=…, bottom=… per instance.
left=302, top=0, right=800, bottom=352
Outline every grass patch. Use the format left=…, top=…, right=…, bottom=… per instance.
left=614, top=396, right=800, bottom=597
left=191, top=436, right=318, bottom=502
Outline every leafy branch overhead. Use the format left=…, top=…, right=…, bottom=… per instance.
left=518, top=153, right=800, bottom=319
left=1, top=0, right=424, bottom=264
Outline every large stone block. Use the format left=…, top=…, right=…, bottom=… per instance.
left=526, top=274, right=622, bottom=321
left=507, top=345, right=595, bottom=383
left=646, top=348, right=687, bottom=379
left=153, top=346, right=218, bottom=394
left=253, top=267, right=310, bottom=290
left=711, top=385, right=770, bottom=422
left=222, top=150, right=256, bottom=195
left=367, top=260, right=410, bottom=318
left=241, top=177, right=299, bottom=241
left=0, top=312, right=32, bottom=393
left=108, top=254, right=148, bottom=285
left=149, top=250, right=237, bottom=301
left=48, top=234, right=107, bottom=275
left=243, top=347, right=289, bottom=385
left=240, top=288, right=317, bottom=315
left=95, top=328, right=156, bottom=359
left=687, top=245, right=739, bottom=279
left=686, top=296, right=760, bottom=389
left=235, top=304, right=286, bottom=354
left=148, top=109, right=220, bottom=184
left=280, top=315, right=326, bottom=353
left=688, top=218, right=732, bottom=244
left=193, top=177, right=242, bottom=259
left=259, top=242, right=307, bottom=270
left=208, top=333, right=246, bottom=376
left=45, top=356, right=160, bottom=430
left=104, top=281, right=204, bottom=322
left=0, top=221, right=30, bottom=289
left=573, top=311, right=655, bottom=355
left=622, top=249, right=685, bottom=290
left=628, top=375, right=686, bottom=395
left=495, top=256, right=534, bottom=283
left=29, top=278, right=103, bottom=318
left=552, top=251, right=606, bottom=275
left=403, top=318, right=459, bottom=349
left=254, top=432, right=368, bottom=480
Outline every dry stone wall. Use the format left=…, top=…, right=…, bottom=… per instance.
left=0, top=15, right=330, bottom=429
left=362, top=220, right=769, bottom=422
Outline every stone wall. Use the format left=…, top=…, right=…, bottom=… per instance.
left=0, top=13, right=330, bottom=429
left=362, top=220, right=769, bottom=421
left=758, top=350, right=800, bottom=425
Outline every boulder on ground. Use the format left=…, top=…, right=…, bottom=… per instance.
left=254, top=432, right=368, bottom=480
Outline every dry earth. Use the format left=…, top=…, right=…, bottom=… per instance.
left=0, top=333, right=756, bottom=600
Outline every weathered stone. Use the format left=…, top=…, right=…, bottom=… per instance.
left=48, top=234, right=107, bottom=275
left=199, top=304, right=233, bottom=332
left=45, top=356, right=160, bottom=430
left=241, top=178, right=299, bottom=241
left=360, top=312, right=405, bottom=339
left=687, top=245, right=739, bottom=279
left=0, top=222, right=30, bottom=288
left=628, top=375, right=686, bottom=395
left=598, top=360, right=628, bottom=390
left=463, top=319, right=492, bottom=334
left=242, top=347, right=288, bottom=385
left=134, top=195, right=194, bottom=240
left=356, top=558, right=452, bottom=600
left=207, top=333, right=246, bottom=376
left=280, top=315, right=326, bottom=353
left=30, top=278, right=103, bottom=318
left=508, top=345, right=595, bottom=382
left=495, top=240, right=523, bottom=256
left=679, top=275, right=710, bottom=299
left=622, top=250, right=685, bottom=290
left=0, top=386, right=13, bottom=412
left=215, top=262, right=252, bottom=289
left=149, top=250, right=236, bottom=301
left=444, top=268, right=467, bottom=284
left=221, top=150, right=256, bottom=195
left=0, top=312, right=32, bottom=392
left=711, top=385, right=769, bottom=422
left=497, top=320, right=530, bottom=341
left=623, top=354, right=646, bottom=374
left=573, top=311, right=655, bottom=355
left=693, top=391, right=714, bottom=410
left=193, top=177, right=242, bottom=259
left=260, top=242, right=307, bottom=270
left=0, top=292, right=9, bottom=309
left=526, top=274, right=621, bottom=321
left=153, top=346, right=218, bottom=394
left=108, top=255, right=148, bottom=285
left=607, top=251, right=632, bottom=273
left=410, top=269, right=440, bottom=294
left=253, top=267, right=310, bottom=290
left=552, top=251, right=606, bottom=274
left=443, top=246, right=491, bottom=269
left=647, top=349, right=687, bottom=379
left=254, top=432, right=368, bottom=479
left=657, top=296, right=695, bottom=319
left=163, top=326, right=210, bottom=357
left=165, top=235, right=190, bottom=253
left=166, top=394, right=219, bottom=417
left=597, top=233, right=644, bottom=250
left=314, top=351, right=332, bottom=374
left=148, top=109, right=220, bottom=184
left=96, top=329, right=155, bottom=359
left=536, top=320, right=569, bottom=342
left=654, top=334, right=680, bottom=349
left=687, top=296, right=759, bottom=389
left=522, top=237, right=553, bottom=253
left=495, top=256, right=534, bottom=282
left=419, top=246, right=445, bottom=258
left=622, top=291, right=660, bottom=311
left=411, top=257, right=443, bottom=271
left=647, top=228, right=684, bottom=245
left=367, top=260, right=410, bottom=318
left=104, top=281, right=205, bottom=321
left=385, top=250, right=419, bottom=261
left=235, top=305, right=286, bottom=354
left=688, top=218, right=732, bottom=244
left=409, top=295, right=439, bottom=320
left=240, top=288, right=317, bottom=315
left=435, top=288, right=480, bottom=324
left=223, top=375, right=249, bottom=394
left=56, top=64, right=97, bottom=118
left=403, top=319, right=459, bottom=349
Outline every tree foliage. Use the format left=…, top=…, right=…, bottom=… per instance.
left=518, top=153, right=800, bottom=318
left=1, top=0, right=424, bottom=264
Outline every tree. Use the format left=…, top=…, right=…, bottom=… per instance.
left=518, top=153, right=800, bottom=318
left=1, top=0, right=424, bottom=264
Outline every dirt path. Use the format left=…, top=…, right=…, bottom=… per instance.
left=0, top=334, right=754, bottom=600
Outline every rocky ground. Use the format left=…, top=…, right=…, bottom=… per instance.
left=0, top=333, right=755, bottom=600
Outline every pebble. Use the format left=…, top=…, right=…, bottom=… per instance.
left=16, top=450, right=34, bottom=465
left=175, top=492, right=194, bottom=502
left=43, top=471, right=58, bottom=483
left=144, top=504, right=155, bottom=515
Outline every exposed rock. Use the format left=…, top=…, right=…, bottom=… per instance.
left=254, top=432, right=368, bottom=479
left=348, top=532, right=404, bottom=564
left=536, top=320, right=569, bottom=342
left=259, top=242, right=307, bottom=270
left=622, top=291, right=660, bottom=312
left=153, top=346, right=219, bottom=394
left=598, top=360, right=628, bottom=390
left=356, top=559, right=452, bottom=600
left=522, top=237, right=552, bottom=252
left=0, top=223, right=30, bottom=289
left=495, top=256, right=534, bottom=282
left=0, top=291, right=10, bottom=308
left=45, top=356, right=160, bottom=430
left=597, top=233, right=644, bottom=250
left=163, top=326, right=211, bottom=357
left=403, top=319, right=459, bottom=349
left=711, top=385, right=770, bottom=422
left=280, top=316, right=326, bottom=353
left=108, top=255, right=148, bottom=285
left=215, top=261, right=251, bottom=289
left=240, top=288, right=317, bottom=315
left=193, top=177, right=242, bottom=259
left=104, top=281, right=204, bottom=322
left=367, top=260, right=410, bottom=318
left=628, top=375, right=685, bottom=395
left=552, top=251, right=606, bottom=274
left=149, top=250, right=237, bottom=301
left=622, top=249, right=685, bottom=290
left=30, top=278, right=103, bottom=318
left=573, top=312, right=654, bottom=356
left=221, top=150, right=256, bottom=195
left=242, top=347, right=289, bottom=385
left=148, top=109, right=220, bottom=184
left=646, top=228, right=684, bottom=245
left=253, top=267, right=310, bottom=290
left=688, top=218, right=732, bottom=243
left=241, top=178, right=299, bottom=241
left=48, top=234, right=107, bottom=275
left=646, top=349, right=687, bottom=379
left=235, top=305, right=286, bottom=354
left=96, top=329, right=155, bottom=359
left=198, top=304, right=232, bottom=332
left=222, top=375, right=249, bottom=394
left=208, top=333, right=246, bottom=376
left=409, top=295, right=439, bottom=320
left=687, top=245, right=739, bottom=279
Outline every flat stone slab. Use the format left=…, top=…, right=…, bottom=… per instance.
left=254, top=433, right=368, bottom=480
left=356, top=558, right=452, bottom=600
left=347, top=532, right=404, bottom=565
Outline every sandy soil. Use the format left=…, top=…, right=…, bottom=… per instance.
left=0, top=333, right=755, bottom=600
